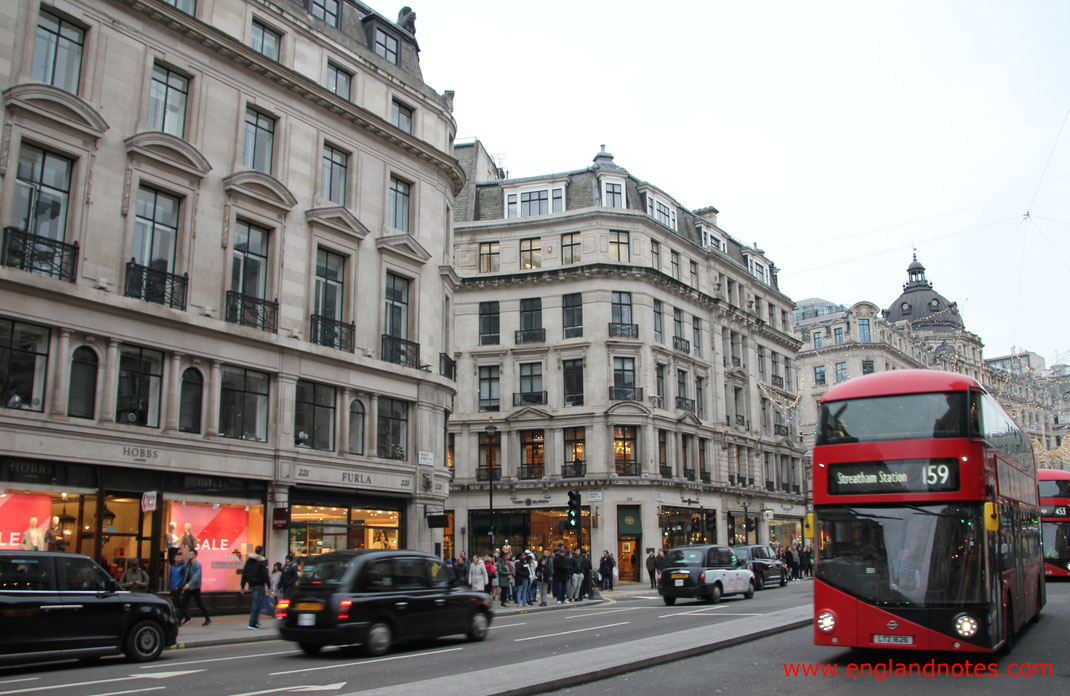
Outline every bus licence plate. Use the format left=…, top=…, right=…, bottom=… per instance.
left=298, top=613, right=316, bottom=626
left=872, top=634, right=913, bottom=645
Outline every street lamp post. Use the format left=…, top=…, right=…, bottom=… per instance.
left=485, top=420, right=497, bottom=555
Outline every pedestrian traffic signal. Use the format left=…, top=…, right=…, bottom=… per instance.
left=567, top=489, right=581, bottom=528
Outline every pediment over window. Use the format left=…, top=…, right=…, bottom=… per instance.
left=125, top=131, right=211, bottom=179
left=676, top=412, right=702, bottom=427
left=506, top=406, right=553, bottom=422
left=604, top=401, right=651, bottom=417
left=223, top=170, right=297, bottom=213
left=3, top=83, right=108, bottom=140
left=305, top=206, right=370, bottom=241
left=376, top=233, right=431, bottom=265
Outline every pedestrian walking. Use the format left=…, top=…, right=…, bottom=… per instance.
left=169, top=553, right=186, bottom=621
left=552, top=547, right=571, bottom=603
left=280, top=554, right=299, bottom=599
left=240, top=545, right=270, bottom=629
left=180, top=549, right=210, bottom=626
left=599, top=551, right=616, bottom=591
left=468, top=553, right=488, bottom=591
left=645, top=550, right=658, bottom=588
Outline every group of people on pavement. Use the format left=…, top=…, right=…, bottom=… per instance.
left=449, top=545, right=619, bottom=607
left=774, top=542, right=813, bottom=580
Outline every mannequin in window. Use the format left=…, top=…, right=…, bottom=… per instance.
left=44, top=515, right=66, bottom=551
left=166, top=521, right=180, bottom=562
left=22, top=517, right=45, bottom=550
left=180, top=522, right=198, bottom=556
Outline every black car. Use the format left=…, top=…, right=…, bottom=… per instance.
left=0, top=551, right=178, bottom=664
left=657, top=544, right=755, bottom=605
left=731, top=544, right=788, bottom=590
left=277, top=550, right=492, bottom=656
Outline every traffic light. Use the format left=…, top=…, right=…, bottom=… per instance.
left=567, top=489, right=581, bottom=528
left=689, top=516, right=701, bottom=533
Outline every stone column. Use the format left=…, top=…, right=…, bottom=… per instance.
left=165, top=352, right=183, bottom=432
left=206, top=361, right=221, bottom=436
left=50, top=329, right=71, bottom=417
left=100, top=338, right=120, bottom=423
left=339, top=388, right=352, bottom=454
left=368, top=394, right=379, bottom=457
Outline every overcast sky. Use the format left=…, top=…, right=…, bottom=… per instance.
left=413, top=1, right=1070, bottom=366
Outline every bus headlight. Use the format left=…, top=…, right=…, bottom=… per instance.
left=953, top=613, right=978, bottom=638
left=817, top=611, right=836, bottom=633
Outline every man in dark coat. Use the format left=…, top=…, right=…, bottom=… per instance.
left=552, top=547, right=572, bottom=604
left=240, top=546, right=270, bottom=629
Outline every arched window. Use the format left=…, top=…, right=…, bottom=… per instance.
left=67, top=347, right=98, bottom=419
left=348, top=400, right=365, bottom=454
left=179, top=368, right=203, bottom=433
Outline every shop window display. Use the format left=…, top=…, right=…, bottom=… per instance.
left=0, top=489, right=84, bottom=552
left=289, top=505, right=399, bottom=556
left=165, top=499, right=263, bottom=591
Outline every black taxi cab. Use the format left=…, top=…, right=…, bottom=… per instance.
left=0, top=551, right=178, bottom=664
left=658, top=544, right=756, bottom=605
left=277, top=550, right=491, bottom=656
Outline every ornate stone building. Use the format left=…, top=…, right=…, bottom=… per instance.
left=445, top=142, right=807, bottom=575
left=0, top=0, right=459, bottom=599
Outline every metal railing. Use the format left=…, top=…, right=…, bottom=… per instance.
left=748, top=477, right=755, bottom=487
left=310, top=314, right=355, bottom=352
left=381, top=334, right=419, bottom=368
left=700, top=471, right=711, bottom=483
left=517, top=465, right=544, bottom=480
left=615, top=459, right=640, bottom=476
left=793, top=484, right=801, bottom=494
left=607, top=322, right=639, bottom=338
left=728, top=475, right=736, bottom=485
left=2, top=227, right=78, bottom=282
left=771, top=374, right=784, bottom=388
left=515, top=328, right=546, bottom=344
left=660, top=465, right=672, bottom=479
left=476, top=467, right=501, bottom=482
left=562, top=461, right=586, bottom=478
left=683, top=467, right=695, bottom=481
left=124, top=260, right=188, bottom=310
left=766, top=481, right=775, bottom=491
left=673, top=335, right=691, bottom=353
left=563, top=394, right=584, bottom=407
left=782, top=483, right=791, bottom=493
left=676, top=396, right=695, bottom=412
left=439, top=352, right=456, bottom=380
left=513, top=391, right=548, bottom=406
left=609, top=386, right=643, bottom=401
left=225, top=291, right=278, bottom=332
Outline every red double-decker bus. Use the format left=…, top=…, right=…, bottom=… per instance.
left=1039, top=468, right=1070, bottom=578
left=811, top=370, right=1043, bottom=653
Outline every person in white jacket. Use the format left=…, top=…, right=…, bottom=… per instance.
left=468, top=553, right=488, bottom=591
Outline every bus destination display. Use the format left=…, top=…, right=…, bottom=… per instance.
left=827, top=458, right=960, bottom=495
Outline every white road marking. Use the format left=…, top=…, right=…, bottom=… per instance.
left=564, top=606, right=647, bottom=619
left=514, top=621, right=630, bottom=642
left=488, top=622, right=526, bottom=629
left=0, top=682, right=37, bottom=688
left=270, top=647, right=464, bottom=676
left=631, top=595, right=662, bottom=600
left=0, top=670, right=203, bottom=696
left=658, top=607, right=762, bottom=618
left=88, top=687, right=167, bottom=696
left=228, top=681, right=346, bottom=695
left=140, top=649, right=295, bottom=668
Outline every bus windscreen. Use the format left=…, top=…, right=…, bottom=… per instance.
left=818, top=392, right=969, bottom=445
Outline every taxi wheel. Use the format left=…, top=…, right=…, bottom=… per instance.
left=364, top=621, right=392, bottom=657
left=708, top=583, right=722, bottom=604
left=467, top=610, right=489, bottom=641
left=662, top=595, right=676, bottom=606
left=124, top=620, right=164, bottom=662
left=754, top=573, right=764, bottom=591
left=780, top=572, right=788, bottom=587
left=744, top=580, right=756, bottom=599
left=298, top=642, right=322, bottom=655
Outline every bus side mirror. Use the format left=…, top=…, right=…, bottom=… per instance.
left=803, top=513, right=814, bottom=539
left=984, top=502, right=999, bottom=532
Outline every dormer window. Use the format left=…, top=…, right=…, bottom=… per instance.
left=600, top=176, right=625, bottom=208
left=901, top=302, right=911, bottom=314
left=374, top=28, right=399, bottom=65
left=504, top=181, right=566, bottom=218
left=746, top=256, right=770, bottom=285
left=699, top=227, right=726, bottom=253
left=640, top=189, right=677, bottom=230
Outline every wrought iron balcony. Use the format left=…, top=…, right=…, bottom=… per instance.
left=439, top=352, right=456, bottom=380
left=771, top=374, right=785, bottom=388
left=517, top=465, right=544, bottom=480
left=607, top=322, right=639, bottom=338
left=766, top=481, right=775, bottom=491
left=673, top=335, right=691, bottom=353
left=2, top=227, right=78, bottom=282
left=226, top=291, right=278, bottom=332
left=728, top=475, right=736, bottom=485
left=660, top=465, right=672, bottom=479
left=615, top=459, right=640, bottom=476
left=563, top=393, right=584, bottom=407
left=476, top=467, right=501, bottom=482
left=513, top=391, right=548, bottom=406
left=700, top=471, right=711, bottom=483
left=515, top=327, right=546, bottom=344
left=684, top=467, right=695, bottom=481
left=124, top=260, right=188, bottom=310
left=310, top=313, right=355, bottom=352
left=774, top=424, right=789, bottom=436
left=562, top=461, right=586, bottom=478
left=725, top=416, right=732, bottom=426
left=735, top=414, right=746, bottom=426
left=609, top=386, right=643, bottom=401
left=676, top=396, right=695, bottom=412
left=381, top=334, right=419, bottom=368
left=731, top=356, right=742, bottom=367
left=782, top=483, right=791, bottom=493
left=748, top=477, right=755, bottom=487
left=793, top=484, right=801, bottom=494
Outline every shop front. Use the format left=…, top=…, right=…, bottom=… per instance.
left=767, top=517, right=804, bottom=549
left=285, top=486, right=408, bottom=557
left=658, top=506, right=717, bottom=550
left=467, top=507, right=589, bottom=557
left=0, top=457, right=267, bottom=596
left=727, top=510, right=760, bottom=546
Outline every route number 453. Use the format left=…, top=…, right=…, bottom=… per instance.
left=924, top=464, right=950, bottom=485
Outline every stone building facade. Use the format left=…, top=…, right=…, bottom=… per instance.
left=0, top=0, right=460, bottom=599
left=445, top=142, right=807, bottom=576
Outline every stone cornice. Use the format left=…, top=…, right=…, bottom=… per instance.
left=117, top=0, right=464, bottom=195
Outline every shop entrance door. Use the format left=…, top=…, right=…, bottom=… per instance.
left=617, top=536, right=640, bottom=582
left=99, top=493, right=154, bottom=581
